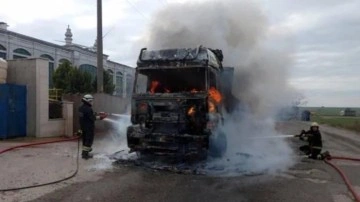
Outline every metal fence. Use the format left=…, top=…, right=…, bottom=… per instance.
left=49, top=88, right=63, bottom=119
left=49, top=88, right=63, bottom=101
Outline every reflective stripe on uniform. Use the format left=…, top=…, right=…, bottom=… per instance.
left=312, top=146, right=322, bottom=150
left=82, top=146, right=92, bottom=152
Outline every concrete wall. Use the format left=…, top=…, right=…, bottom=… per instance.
left=63, top=101, right=73, bottom=137
left=0, top=59, right=7, bottom=83
left=63, top=93, right=130, bottom=132
left=36, top=58, right=50, bottom=137
left=7, top=59, right=38, bottom=136
left=7, top=58, right=73, bottom=137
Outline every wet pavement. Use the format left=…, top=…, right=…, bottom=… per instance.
left=0, top=121, right=359, bottom=202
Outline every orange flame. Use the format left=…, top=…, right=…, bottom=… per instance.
left=188, top=106, right=196, bottom=116
left=208, top=101, right=216, bottom=113
left=208, top=87, right=222, bottom=104
left=150, top=80, right=159, bottom=94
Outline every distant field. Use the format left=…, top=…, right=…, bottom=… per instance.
left=299, top=107, right=360, bottom=132
left=300, top=107, right=360, bottom=117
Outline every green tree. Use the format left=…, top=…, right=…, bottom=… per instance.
left=103, top=70, right=115, bottom=94
left=53, top=62, right=94, bottom=94
left=68, top=68, right=95, bottom=93
left=53, top=61, right=72, bottom=91
left=93, top=70, right=115, bottom=95
left=53, top=62, right=114, bottom=95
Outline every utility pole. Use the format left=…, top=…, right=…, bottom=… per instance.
left=97, top=0, right=103, bottom=93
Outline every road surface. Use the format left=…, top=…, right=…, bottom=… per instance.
left=1, top=121, right=359, bottom=202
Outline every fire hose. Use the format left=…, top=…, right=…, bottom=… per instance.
left=251, top=134, right=360, bottom=201
left=0, top=136, right=80, bottom=192
left=0, top=134, right=359, bottom=201
left=324, top=155, right=360, bottom=202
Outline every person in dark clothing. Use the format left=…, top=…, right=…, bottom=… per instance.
left=295, top=122, right=323, bottom=159
left=79, top=94, right=107, bottom=159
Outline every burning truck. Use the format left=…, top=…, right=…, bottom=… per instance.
left=127, top=46, right=239, bottom=158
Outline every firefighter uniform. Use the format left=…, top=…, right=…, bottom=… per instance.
left=299, top=122, right=322, bottom=159
left=78, top=94, right=107, bottom=159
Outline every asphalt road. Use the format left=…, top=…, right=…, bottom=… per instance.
left=30, top=121, right=360, bottom=202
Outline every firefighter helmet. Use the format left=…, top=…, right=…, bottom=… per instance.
left=311, top=122, right=319, bottom=127
left=82, top=94, right=94, bottom=105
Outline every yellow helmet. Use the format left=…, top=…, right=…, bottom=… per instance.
left=311, top=122, right=319, bottom=127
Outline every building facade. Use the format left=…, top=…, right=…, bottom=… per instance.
left=0, top=22, right=134, bottom=98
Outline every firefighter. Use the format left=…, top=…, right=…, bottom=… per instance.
left=295, top=122, right=323, bottom=159
left=79, top=94, right=107, bottom=159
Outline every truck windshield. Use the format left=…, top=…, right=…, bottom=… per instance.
left=135, top=68, right=206, bottom=94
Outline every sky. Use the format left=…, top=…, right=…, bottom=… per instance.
left=0, top=0, right=359, bottom=107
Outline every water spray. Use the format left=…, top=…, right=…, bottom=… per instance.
left=110, top=113, right=130, bottom=117
left=103, top=118, right=119, bottom=125
left=97, top=114, right=132, bottom=158
left=248, top=134, right=296, bottom=140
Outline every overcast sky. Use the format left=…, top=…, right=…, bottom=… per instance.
left=1, top=0, right=359, bottom=107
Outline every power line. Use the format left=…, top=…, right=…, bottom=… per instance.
left=104, top=0, right=152, bottom=39
left=125, top=0, right=149, bottom=20
left=103, top=25, right=115, bottom=39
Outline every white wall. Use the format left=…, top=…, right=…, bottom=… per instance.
left=7, top=58, right=73, bottom=137
left=0, top=30, right=135, bottom=97
left=7, top=59, right=38, bottom=136
left=0, top=32, right=73, bottom=70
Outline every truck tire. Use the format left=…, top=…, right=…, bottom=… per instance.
left=209, top=131, right=227, bottom=158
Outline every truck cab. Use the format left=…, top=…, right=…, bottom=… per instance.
left=127, top=46, right=230, bottom=157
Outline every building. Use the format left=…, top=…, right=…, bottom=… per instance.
left=340, top=108, right=356, bottom=117
left=0, top=22, right=134, bottom=97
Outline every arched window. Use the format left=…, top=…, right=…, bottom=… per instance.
left=0, top=44, right=6, bottom=59
left=59, top=58, right=71, bottom=64
left=41, top=54, right=55, bottom=88
left=115, top=71, right=123, bottom=96
left=40, top=54, right=54, bottom=61
left=13, top=48, right=31, bottom=59
left=79, top=64, right=97, bottom=81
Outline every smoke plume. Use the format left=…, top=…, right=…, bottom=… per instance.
left=141, top=0, right=298, bottom=174
left=144, top=0, right=297, bottom=116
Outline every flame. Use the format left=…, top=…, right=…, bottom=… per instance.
left=150, top=80, right=160, bottom=94
left=188, top=106, right=196, bottom=116
left=208, top=101, right=216, bottom=113
left=208, top=87, right=222, bottom=104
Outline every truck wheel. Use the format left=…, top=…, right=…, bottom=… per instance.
left=209, top=131, right=227, bottom=158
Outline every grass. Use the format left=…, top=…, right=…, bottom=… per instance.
left=301, top=107, right=360, bottom=116
left=311, top=115, right=360, bottom=132
left=299, top=106, right=360, bottom=132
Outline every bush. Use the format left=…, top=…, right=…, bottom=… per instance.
left=92, top=70, right=115, bottom=95
left=53, top=61, right=114, bottom=94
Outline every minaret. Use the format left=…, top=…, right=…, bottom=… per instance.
left=65, top=25, right=73, bottom=45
